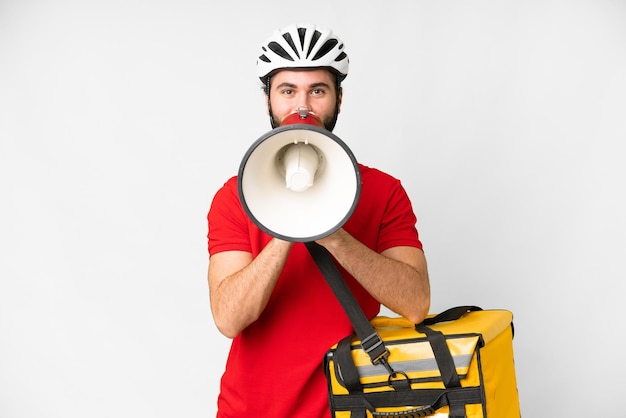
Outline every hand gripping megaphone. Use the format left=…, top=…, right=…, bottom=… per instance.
left=238, top=107, right=361, bottom=242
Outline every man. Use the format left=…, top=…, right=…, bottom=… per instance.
left=207, top=24, right=430, bottom=417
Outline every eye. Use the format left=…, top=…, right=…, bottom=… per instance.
left=281, top=89, right=294, bottom=96
left=311, top=88, right=326, bottom=96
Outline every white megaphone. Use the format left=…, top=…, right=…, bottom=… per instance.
left=238, top=107, right=361, bottom=242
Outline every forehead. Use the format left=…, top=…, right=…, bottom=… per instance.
left=270, top=68, right=335, bottom=87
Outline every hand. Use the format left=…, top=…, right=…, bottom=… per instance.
left=314, top=228, right=350, bottom=251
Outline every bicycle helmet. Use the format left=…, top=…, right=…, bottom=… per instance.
left=257, top=24, right=349, bottom=83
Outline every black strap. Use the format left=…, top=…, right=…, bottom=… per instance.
left=336, top=335, right=362, bottom=392
left=305, top=242, right=390, bottom=366
left=332, top=387, right=483, bottom=416
left=418, top=306, right=483, bottom=418
left=422, top=306, right=482, bottom=325
left=414, top=324, right=461, bottom=389
left=307, top=241, right=478, bottom=418
left=415, top=323, right=467, bottom=417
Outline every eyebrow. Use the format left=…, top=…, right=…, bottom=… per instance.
left=275, top=82, right=298, bottom=90
left=274, top=82, right=333, bottom=90
left=310, top=82, right=332, bottom=89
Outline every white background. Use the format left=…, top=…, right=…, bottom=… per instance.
left=1, top=0, right=625, bottom=416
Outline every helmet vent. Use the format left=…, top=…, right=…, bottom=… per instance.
left=297, top=27, right=307, bottom=49
left=312, top=39, right=338, bottom=61
left=306, top=30, right=322, bottom=58
left=268, top=41, right=295, bottom=61
left=282, top=32, right=301, bottom=59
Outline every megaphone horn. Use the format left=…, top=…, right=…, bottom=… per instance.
left=238, top=109, right=361, bottom=242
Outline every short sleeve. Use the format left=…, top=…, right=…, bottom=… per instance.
left=376, top=179, right=422, bottom=254
left=207, top=177, right=252, bottom=255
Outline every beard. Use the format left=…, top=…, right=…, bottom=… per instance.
left=271, top=110, right=338, bottom=132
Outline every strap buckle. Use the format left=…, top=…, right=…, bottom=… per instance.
left=361, top=333, right=390, bottom=365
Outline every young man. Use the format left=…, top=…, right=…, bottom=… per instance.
left=207, top=24, right=430, bottom=417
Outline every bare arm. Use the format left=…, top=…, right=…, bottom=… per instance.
left=316, top=229, right=430, bottom=324
left=207, top=238, right=293, bottom=338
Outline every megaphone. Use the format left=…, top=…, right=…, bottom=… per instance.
left=238, top=108, right=361, bottom=242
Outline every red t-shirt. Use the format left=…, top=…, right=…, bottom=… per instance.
left=207, top=164, right=422, bottom=418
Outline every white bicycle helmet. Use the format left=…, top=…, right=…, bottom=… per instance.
left=257, top=24, right=349, bottom=83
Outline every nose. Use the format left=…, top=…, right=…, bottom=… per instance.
left=295, top=93, right=312, bottom=112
